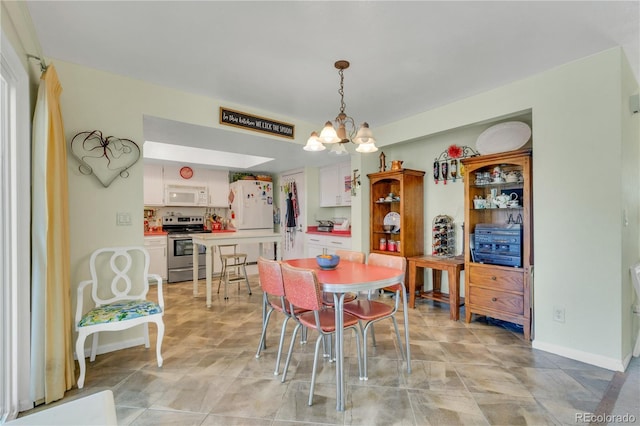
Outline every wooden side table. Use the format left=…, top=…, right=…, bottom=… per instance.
left=407, top=255, right=465, bottom=320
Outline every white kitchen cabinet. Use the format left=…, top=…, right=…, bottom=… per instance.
left=205, top=169, right=230, bottom=207
left=143, top=163, right=164, bottom=206
left=306, top=233, right=352, bottom=257
left=319, top=161, right=351, bottom=207
left=144, top=235, right=167, bottom=281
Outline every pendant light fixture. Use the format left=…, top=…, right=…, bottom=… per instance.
left=303, top=60, right=378, bottom=154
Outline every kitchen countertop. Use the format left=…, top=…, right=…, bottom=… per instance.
left=306, top=226, right=351, bottom=237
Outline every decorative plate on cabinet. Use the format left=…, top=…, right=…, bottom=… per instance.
left=180, top=166, right=193, bottom=179
left=476, top=122, right=531, bottom=155
left=383, top=212, right=401, bottom=232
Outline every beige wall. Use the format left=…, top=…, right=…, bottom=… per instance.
left=370, top=48, right=639, bottom=369
left=3, top=2, right=639, bottom=369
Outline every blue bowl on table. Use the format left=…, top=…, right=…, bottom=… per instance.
left=316, top=254, right=340, bottom=270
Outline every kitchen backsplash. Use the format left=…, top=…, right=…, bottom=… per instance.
left=144, top=206, right=229, bottom=226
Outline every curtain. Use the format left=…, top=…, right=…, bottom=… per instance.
left=30, top=64, right=75, bottom=404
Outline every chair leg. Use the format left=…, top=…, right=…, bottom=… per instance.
left=391, top=317, right=405, bottom=361
left=308, top=334, right=324, bottom=406
left=217, top=260, right=226, bottom=294
left=274, top=316, right=291, bottom=375
left=256, top=305, right=275, bottom=358
left=281, top=323, right=301, bottom=383
left=143, top=323, right=151, bottom=348
left=155, top=319, right=164, bottom=367
left=76, top=331, right=88, bottom=389
left=242, top=264, right=251, bottom=295
left=90, top=332, right=99, bottom=362
left=362, top=323, right=371, bottom=380
left=352, top=326, right=363, bottom=380
left=223, top=265, right=230, bottom=300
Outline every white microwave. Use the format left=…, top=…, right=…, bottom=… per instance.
left=165, top=185, right=208, bottom=206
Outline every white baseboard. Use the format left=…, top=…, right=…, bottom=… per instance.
left=77, top=337, right=147, bottom=359
left=532, top=340, right=626, bottom=372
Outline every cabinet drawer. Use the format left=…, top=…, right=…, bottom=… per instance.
left=469, top=286, right=523, bottom=315
left=468, top=264, right=523, bottom=293
left=306, top=235, right=351, bottom=250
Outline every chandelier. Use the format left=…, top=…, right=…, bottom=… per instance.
left=303, top=60, right=378, bottom=155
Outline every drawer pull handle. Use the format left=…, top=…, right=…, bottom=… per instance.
left=491, top=276, right=497, bottom=280
left=492, top=297, right=497, bottom=302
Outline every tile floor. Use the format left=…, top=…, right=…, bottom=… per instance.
left=22, top=273, right=640, bottom=425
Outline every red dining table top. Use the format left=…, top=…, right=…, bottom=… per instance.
left=284, top=258, right=404, bottom=293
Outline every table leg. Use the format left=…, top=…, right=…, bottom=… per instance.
left=432, top=269, right=442, bottom=293
left=408, top=262, right=417, bottom=309
left=401, top=285, right=411, bottom=374
left=205, top=246, right=213, bottom=308
left=447, top=267, right=460, bottom=321
left=192, top=244, right=199, bottom=297
left=333, top=292, right=345, bottom=411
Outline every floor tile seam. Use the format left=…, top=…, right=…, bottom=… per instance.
left=589, top=369, right=630, bottom=425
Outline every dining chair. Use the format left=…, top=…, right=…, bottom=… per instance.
left=280, top=262, right=363, bottom=406
left=321, top=249, right=364, bottom=307
left=334, top=249, right=366, bottom=264
left=255, top=256, right=308, bottom=375
left=75, top=246, right=165, bottom=389
left=216, top=244, right=251, bottom=299
left=342, top=252, right=409, bottom=379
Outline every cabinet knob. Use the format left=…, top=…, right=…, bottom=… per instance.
left=491, top=297, right=497, bottom=302
left=491, top=276, right=497, bottom=280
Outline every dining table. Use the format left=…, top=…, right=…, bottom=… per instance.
left=190, top=230, right=283, bottom=307
left=283, top=258, right=410, bottom=411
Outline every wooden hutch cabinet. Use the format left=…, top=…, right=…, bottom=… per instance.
left=368, top=168, right=425, bottom=259
left=461, top=149, right=533, bottom=340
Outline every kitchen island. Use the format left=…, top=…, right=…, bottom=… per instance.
left=190, top=230, right=282, bottom=307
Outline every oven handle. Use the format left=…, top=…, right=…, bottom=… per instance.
left=168, top=266, right=203, bottom=272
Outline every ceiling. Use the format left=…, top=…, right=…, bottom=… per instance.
left=26, top=1, right=639, bottom=173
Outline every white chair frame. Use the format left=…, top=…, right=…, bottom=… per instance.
left=74, top=246, right=165, bottom=388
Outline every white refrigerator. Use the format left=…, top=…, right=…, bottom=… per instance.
left=229, top=179, right=275, bottom=261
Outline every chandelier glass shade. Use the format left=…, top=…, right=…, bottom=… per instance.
left=303, top=60, right=378, bottom=154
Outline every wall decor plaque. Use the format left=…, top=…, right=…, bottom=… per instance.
left=70, top=130, right=140, bottom=187
left=219, top=107, right=295, bottom=139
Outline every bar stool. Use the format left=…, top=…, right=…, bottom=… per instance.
left=216, top=244, right=251, bottom=299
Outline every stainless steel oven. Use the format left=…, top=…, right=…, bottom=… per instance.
left=163, top=216, right=209, bottom=283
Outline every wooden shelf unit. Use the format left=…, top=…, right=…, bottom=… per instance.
left=461, top=149, right=533, bottom=340
left=368, top=168, right=425, bottom=259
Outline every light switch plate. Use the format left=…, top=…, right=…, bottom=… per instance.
left=116, top=212, right=132, bottom=226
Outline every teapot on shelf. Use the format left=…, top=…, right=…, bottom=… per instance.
left=493, top=192, right=518, bottom=208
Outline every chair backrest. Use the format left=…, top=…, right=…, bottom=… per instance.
left=218, top=244, right=238, bottom=257
left=87, top=246, right=153, bottom=306
left=368, top=253, right=406, bottom=291
left=335, top=249, right=366, bottom=264
left=281, top=263, right=323, bottom=311
left=257, top=256, right=285, bottom=297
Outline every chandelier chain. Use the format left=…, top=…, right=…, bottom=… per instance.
left=338, top=68, right=346, bottom=116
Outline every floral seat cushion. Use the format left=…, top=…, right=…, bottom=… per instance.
left=78, top=300, right=162, bottom=327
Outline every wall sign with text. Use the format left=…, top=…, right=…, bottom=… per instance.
left=219, top=107, right=295, bottom=139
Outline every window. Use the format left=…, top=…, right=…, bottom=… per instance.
left=1, top=30, right=32, bottom=418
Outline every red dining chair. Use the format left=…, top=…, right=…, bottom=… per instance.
left=342, top=252, right=410, bottom=380
left=255, top=257, right=307, bottom=376
left=321, top=249, right=364, bottom=307
left=280, top=262, right=363, bottom=406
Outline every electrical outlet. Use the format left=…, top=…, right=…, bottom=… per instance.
left=553, top=306, right=565, bottom=323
